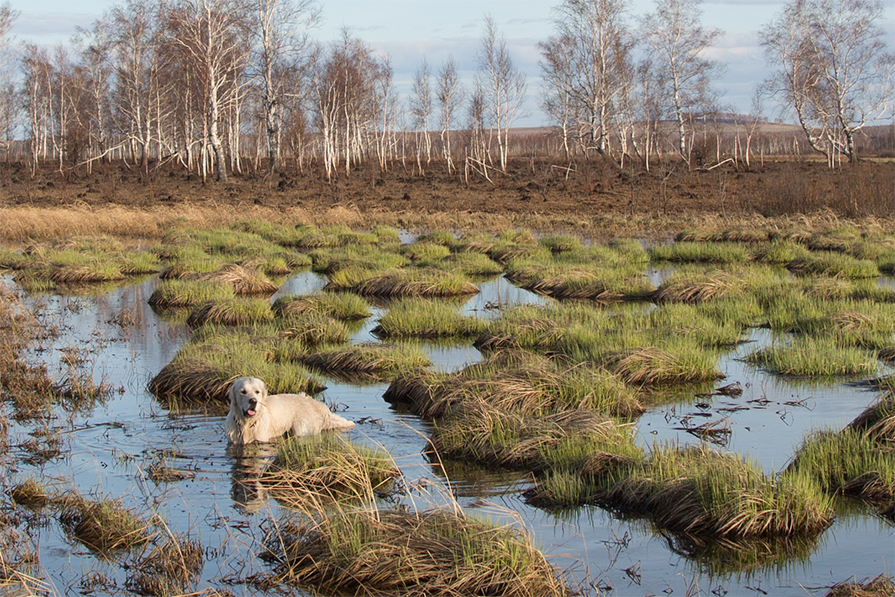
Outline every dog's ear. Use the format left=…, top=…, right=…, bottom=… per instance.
left=229, top=378, right=240, bottom=405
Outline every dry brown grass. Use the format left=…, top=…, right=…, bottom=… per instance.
left=652, top=271, right=745, bottom=304
left=126, top=533, right=204, bottom=596
left=149, top=359, right=238, bottom=405
left=267, top=508, right=569, bottom=597
left=58, top=492, right=152, bottom=553
left=199, top=263, right=279, bottom=295
left=825, top=575, right=895, bottom=597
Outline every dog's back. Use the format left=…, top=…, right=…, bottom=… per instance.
left=267, top=392, right=355, bottom=436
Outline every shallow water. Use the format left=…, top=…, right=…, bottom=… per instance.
left=4, top=270, right=893, bottom=596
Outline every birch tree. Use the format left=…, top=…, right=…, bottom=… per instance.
left=436, top=56, right=464, bottom=173
left=760, top=0, right=894, bottom=164
left=476, top=15, right=526, bottom=172
left=250, top=0, right=319, bottom=171
left=0, top=2, right=18, bottom=161
left=541, top=0, right=634, bottom=158
left=410, top=58, right=432, bottom=173
left=168, top=0, right=250, bottom=182
left=642, top=0, right=722, bottom=166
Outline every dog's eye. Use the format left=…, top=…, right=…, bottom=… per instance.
left=241, top=389, right=247, bottom=394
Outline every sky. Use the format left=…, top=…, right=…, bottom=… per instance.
left=7, top=0, right=895, bottom=126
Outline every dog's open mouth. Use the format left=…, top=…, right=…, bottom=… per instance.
left=244, top=408, right=257, bottom=417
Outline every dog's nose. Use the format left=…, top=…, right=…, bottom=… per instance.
left=248, top=399, right=257, bottom=408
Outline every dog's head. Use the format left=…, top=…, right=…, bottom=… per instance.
left=229, top=377, right=268, bottom=419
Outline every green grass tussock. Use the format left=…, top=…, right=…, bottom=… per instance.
left=148, top=279, right=236, bottom=310
left=263, top=435, right=400, bottom=507
left=649, top=241, right=751, bottom=264
left=345, top=268, right=480, bottom=298
left=746, top=336, right=878, bottom=377
left=301, top=343, right=431, bottom=381
left=186, top=298, right=273, bottom=328
left=268, top=508, right=569, bottom=596
left=373, top=298, right=488, bottom=339
left=273, top=291, right=371, bottom=321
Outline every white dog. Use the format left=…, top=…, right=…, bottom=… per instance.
left=226, top=377, right=354, bottom=445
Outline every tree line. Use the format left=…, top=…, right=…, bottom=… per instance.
left=0, top=0, right=891, bottom=182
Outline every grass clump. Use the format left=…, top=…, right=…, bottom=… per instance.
left=598, top=445, right=833, bottom=539
left=430, top=399, right=637, bottom=473
left=148, top=279, right=235, bottom=310
left=262, top=435, right=400, bottom=507
left=786, top=395, right=895, bottom=510
left=267, top=508, right=569, bottom=596
left=652, top=270, right=747, bottom=304
left=344, top=268, right=480, bottom=298
left=186, top=298, right=273, bottom=328
left=539, top=233, right=582, bottom=254
left=150, top=325, right=324, bottom=405
left=373, top=298, right=489, bottom=339
left=384, top=352, right=642, bottom=420
left=277, top=312, right=352, bottom=349
left=746, top=337, right=878, bottom=377
left=825, top=575, right=895, bottom=597
left=59, top=493, right=151, bottom=553
left=273, top=291, right=371, bottom=321
left=198, top=263, right=279, bottom=295
left=787, top=252, right=879, bottom=279
left=10, top=478, right=50, bottom=509
left=125, top=535, right=204, bottom=597
left=649, top=242, right=750, bottom=264
left=301, top=343, right=431, bottom=381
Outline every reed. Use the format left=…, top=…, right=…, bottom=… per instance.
left=787, top=252, right=879, bottom=279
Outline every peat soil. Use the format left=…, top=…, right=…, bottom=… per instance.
left=1, top=158, right=893, bottom=222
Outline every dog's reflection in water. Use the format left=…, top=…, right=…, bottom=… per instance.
left=227, top=442, right=277, bottom=514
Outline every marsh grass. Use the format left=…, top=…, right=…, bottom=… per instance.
left=150, top=326, right=325, bottom=403
left=652, top=270, right=747, bottom=304
left=401, top=240, right=452, bottom=262
left=58, top=492, right=152, bottom=553
left=125, top=534, right=204, bottom=597
left=310, top=243, right=407, bottom=276
left=787, top=252, right=879, bottom=279
left=10, top=478, right=50, bottom=509
left=347, top=268, right=480, bottom=298
left=539, top=233, right=582, bottom=254
left=273, top=291, right=371, bottom=321
left=267, top=508, right=569, bottom=596
left=372, top=298, right=488, bottom=339
left=751, top=239, right=812, bottom=264
left=384, top=352, right=643, bottom=419
left=262, top=435, right=400, bottom=507
left=599, top=345, right=725, bottom=386
left=430, top=399, right=635, bottom=472
left=599, top=445, right=834, bottom=539
left=301, top=343, right=431, bottom=381
left=825, top=575, right=895, bottom=597
left=186, top=298, right=273, bottom=327
left=787, top=429, right=895, bottom=505
left=276, top=312, right=351, bottom=348
left=437, top=251, right=504, bottom=276
left=148, top=279, right=235, bottom=310
left=199, top=263, right=279, bottom=295
left=649, top=242, right=750, bottom=264
left=746, top=337, right=878, bottom=377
